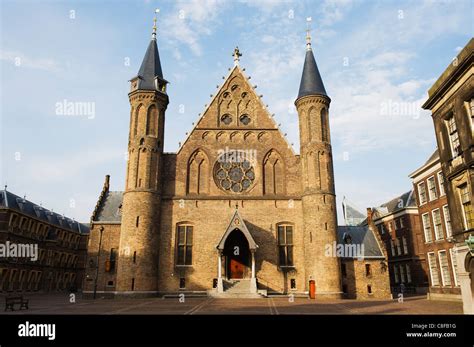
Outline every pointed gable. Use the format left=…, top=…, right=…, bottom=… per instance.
left=195, top=66, right=276, bottom=130
left=217, top=209, right=258, bottom=250
left=177, top=64, right=294, bottom=155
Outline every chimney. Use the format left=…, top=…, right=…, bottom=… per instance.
left=104, top=175, right=110, bottom=190
left=366, top=208, right=373, bottom=225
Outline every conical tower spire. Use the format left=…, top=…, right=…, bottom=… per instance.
left=297, top=18, right=327, bottom=100
left=133, top=9, right=167, bottom=92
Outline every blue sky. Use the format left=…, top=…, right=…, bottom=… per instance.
left=1, top=0, right=472, bottom=223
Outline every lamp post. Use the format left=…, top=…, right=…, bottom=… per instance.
left=93, top=226, right=104, bottom=299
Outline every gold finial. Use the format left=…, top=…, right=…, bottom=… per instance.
left=152, top=8, right=160, bottom=39
left=306, top=17, right=312, bottom=51
left=233, top=46, right=242, bottom=66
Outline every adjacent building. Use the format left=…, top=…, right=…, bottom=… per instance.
left=338, top=209, right=391, bottom=299
left=0, top=188, right=89, bottom=293
left=409, top=150, right=461, bottom=301
left=371, top=191, right=428, bottom=294
left=422, top=38, right=474, bottom=313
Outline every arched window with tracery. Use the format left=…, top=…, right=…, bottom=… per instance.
left=187, top=150, right=209, bottom=195
left=263, top=150, right=284, bottom=195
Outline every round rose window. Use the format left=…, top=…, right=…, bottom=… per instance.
left=214, top=151, right=255, bottom=193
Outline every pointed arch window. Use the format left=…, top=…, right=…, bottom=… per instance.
left=263, top=150, right=284, bottom=195
left=146, top=105, right=158, bottom=136
left=321, top=108, right=328, bottom=142
left=187, top=150, right=209, bottom=195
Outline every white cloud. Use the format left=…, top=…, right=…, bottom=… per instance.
left=161, top=0, right=228, bottom=56
left=18, top=147, right=125, bottom=184
left=318, top=0, right=354, bottom=27
left=0, top=50, right=60, bottom=71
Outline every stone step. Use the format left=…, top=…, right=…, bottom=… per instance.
left=208, top=291, right=264, bottom=299
left=224, top=280, right=251, bottom=293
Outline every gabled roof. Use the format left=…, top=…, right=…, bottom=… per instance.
left=91, top=175, right=123, bottom=223
left=297, top=48, right=327, bottom=100
left=216, top=209, right=258, bottom=250
left=94, top=191, right=123, bottom=222
left=408, top=148, right=440, bottom=179
left=0, top=189, right=89, bottom=234
left=336, top=226, right=385, bottom=258
left=373, top=190, right=416, bottom=219
left=176, top=63, right=295, bottom=156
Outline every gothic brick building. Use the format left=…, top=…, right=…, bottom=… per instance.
left=84, top=21, right=346, bottom=298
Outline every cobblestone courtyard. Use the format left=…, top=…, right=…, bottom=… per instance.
left=0, top=294, right=463, bottom=315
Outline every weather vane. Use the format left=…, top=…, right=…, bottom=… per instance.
left=152, top=8, right=160, bottom=39
left=233, top=46, right=242, bottom=66
left=306, top=17, right=312, bottom=51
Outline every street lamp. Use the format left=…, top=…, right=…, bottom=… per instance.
left=93, top=226, right=104, bottom=299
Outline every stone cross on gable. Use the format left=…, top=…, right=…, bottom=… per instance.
left=233, top=46, right=242, bottom=66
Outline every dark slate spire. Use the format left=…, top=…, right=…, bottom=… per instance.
left=134, top=11, right=167, bottom=91
left=297, top=19, right=327, bottom=99
left=297, top=49, right=327, bottom=99
left=136, top=39, right=164, bottom=90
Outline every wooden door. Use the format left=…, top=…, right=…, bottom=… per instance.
left=230, top=258, right=244, bottom=279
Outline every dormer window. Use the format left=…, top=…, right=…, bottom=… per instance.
left=343, top=233, right=352, bottom=244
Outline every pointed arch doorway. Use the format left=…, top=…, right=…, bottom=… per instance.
left=224, top=229, right=250, bottom=279
left=216, top=210, right=258, bottom=293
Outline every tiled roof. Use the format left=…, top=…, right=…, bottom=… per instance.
left=373, top=190, right=415, bottom=219
left=0, top=189, right=89, bottom=234
left=336, top=225, right=384, bottom=258
left=93, top=191, right=123, bottom=222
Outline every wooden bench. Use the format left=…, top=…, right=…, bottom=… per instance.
left=4, top=296, right=29, bottom=311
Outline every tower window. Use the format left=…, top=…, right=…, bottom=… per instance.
left=136, top=216, right=140, bottom=227
left=179, top=278, right=186, bottom=289
left=277, top=224, right=293, bottom=266
left=131, top=278, right=135, bottom=291
left=290, top=279, right=296, bottom=289
left=133, top=251, right=137, bottom=264
left=321, top=108, right=328, bottom=142
left=367, top=285, right=372, bottom=294
left=109, top=248, right=117, bottom=271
